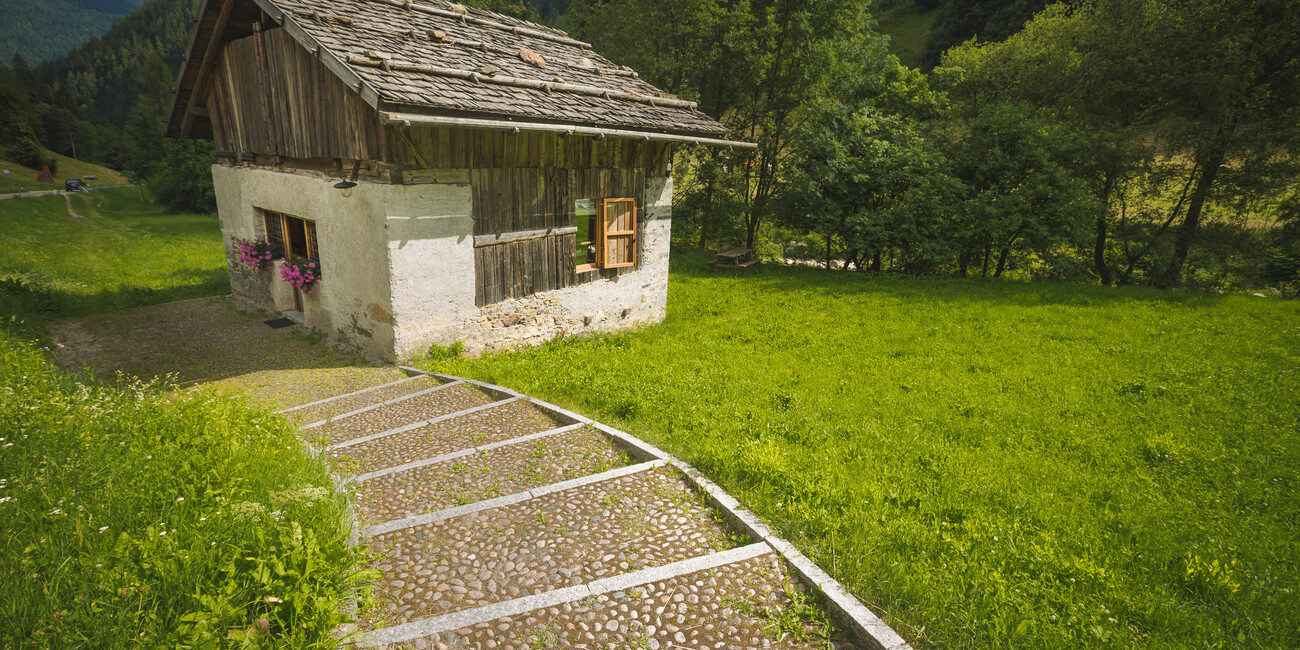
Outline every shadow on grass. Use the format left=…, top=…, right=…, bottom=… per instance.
left=1, top=268, right=231, bottom=321
left=670, top=249, right=1230, bottom=309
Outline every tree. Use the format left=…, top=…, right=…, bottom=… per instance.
left=942, top=102, right=1098, bottom=278
left=780, top=105, right=959, bottom=272
left=148, top=138, right=216, bottom=214
left=941, top=0, right=1300, bottom=288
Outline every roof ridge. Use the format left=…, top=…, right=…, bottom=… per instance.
left=359, top=0, right=590, bottom=50
left=348, top=54, right=697, bottom=110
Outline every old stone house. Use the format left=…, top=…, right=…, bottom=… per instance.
left=165, top=0, right=750, bottom=360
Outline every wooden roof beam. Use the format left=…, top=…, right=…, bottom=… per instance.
left=178, top=0, right=237, bottom=137
left=378, top=111, right=757, bottom=149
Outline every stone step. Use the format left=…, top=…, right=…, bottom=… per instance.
left=357, top=466, right=743, bottom=630
left=284, top=374, right=443, bottom=425
left=305, top=383, right=498, bottom=447
left=365, top=549, right=851, bottom=650
left=351, top=425, right=634, bottom=525
left=327, top=398, right=563, bottom=477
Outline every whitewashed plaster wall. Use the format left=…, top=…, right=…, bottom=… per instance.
left=211, top=164, right=397, bottom=359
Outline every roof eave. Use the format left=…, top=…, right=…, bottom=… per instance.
left=378, top=110, right=756, bottom=149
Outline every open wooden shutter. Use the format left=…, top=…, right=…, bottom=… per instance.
left=598, top=198, right=637, bottom=269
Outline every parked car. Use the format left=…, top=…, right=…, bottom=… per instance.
left=64, top=179, right=87, bottom=192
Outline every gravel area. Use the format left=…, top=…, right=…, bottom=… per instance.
left=49, top=296, right=401, bottom=409
left=384, top=554, right=853, bottom=650
left=361, top=467, right=736, bottom=627
left=307, top=384, right=497, bottom=447
left=330, top=399, right=561, bottom=477
left=353, top=427, right=631, bottom=524
left=287, top=375, right=443, bottom=425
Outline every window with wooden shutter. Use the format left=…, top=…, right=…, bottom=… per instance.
left=597, top=198, right=637, bottom=269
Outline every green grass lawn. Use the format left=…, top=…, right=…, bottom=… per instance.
left=0, top=183, right=375, bottom=645
left=0, top=187, right=228, bottom=318
left=422, top=251, right=1300, bottom=649
left=0, top=150, right=129, bottom=192
left=877, top=4, right=937, bottom=70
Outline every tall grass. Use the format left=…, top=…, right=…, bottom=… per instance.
left=0, top=328, right=371, bottom=646
left=0, top=187, right=227, bottom=319
left=424, top=252, right=1300, bottom=648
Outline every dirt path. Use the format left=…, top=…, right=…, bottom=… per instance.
left=49, top=296, right=403, bottom=408
left=64, top=194, right=86, bottom=220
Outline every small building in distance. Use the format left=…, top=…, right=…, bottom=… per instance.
left=166, top=0, right=750, bottom=360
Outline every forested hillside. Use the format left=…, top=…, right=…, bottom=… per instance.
left=0, top=0, right=146, bottom=63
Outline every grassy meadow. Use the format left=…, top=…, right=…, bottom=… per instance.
left=0, top=187, right=228, bottom=318
left=423, top=252, right=1300, bottom=649
left=0, top=190, right=375, bottom=645
left=0, top=150, right=129, bottom=192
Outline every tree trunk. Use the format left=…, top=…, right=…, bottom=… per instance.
left=1094, top=168, right=1115, bottom=285
left=994, top=247, right=1010, bottom=278
left=981, top=242, right=992, bottom=277
left=1159, top=143, right=1226, bottom=288
left=697, top=173, right=714, bottom=250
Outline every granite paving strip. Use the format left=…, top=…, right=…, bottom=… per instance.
left=284, top=374, right=440, bottom=423
left=359, top=466, right=739, bottom=628
left=380, top=552, right=849, bottom=650
left=329, top=399, right=562, bottom=477
left=353, top=426, right=631, bottom=524
left=306, top=383, right=494, bottom=447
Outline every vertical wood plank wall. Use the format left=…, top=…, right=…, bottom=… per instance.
left=205, top=27, right=383, bottom=160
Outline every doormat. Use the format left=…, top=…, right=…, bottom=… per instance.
left=263, top=317, right=297, bottom=329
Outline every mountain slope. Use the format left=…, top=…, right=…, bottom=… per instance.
left=0, top=0, right=146, bottom=64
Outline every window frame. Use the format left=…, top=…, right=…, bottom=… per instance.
left=574, top=197, right=637, bottom=273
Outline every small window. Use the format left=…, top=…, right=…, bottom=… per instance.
left=574, top=197, right=636, bottom=272
left=264, top=210, right=318, bottom=260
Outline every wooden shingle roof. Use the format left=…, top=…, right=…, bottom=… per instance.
left=167, top=0, right=746, bottom=146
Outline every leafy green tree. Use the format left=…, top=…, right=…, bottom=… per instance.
left=780, top=105, right=960, bottom=272
left=147, top=138, right=215, bottom=214
left=942, top=0, right=1300, bottom=288
left=942, top=102, right=1098, bottom=277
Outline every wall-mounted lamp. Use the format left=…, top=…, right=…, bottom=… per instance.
left=333, top=179, right=357, bottom=197
left=333, top=160, right=362, bottom=198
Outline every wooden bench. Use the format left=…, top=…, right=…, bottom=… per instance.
left=709, top=248, right=759, bottom=269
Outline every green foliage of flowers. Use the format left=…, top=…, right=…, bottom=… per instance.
left=0, top=328, right=373, bottom=647
left=424, top=252, right=1300, bottom=648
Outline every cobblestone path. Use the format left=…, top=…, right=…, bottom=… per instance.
left=285, top=370, right=908, bottom=650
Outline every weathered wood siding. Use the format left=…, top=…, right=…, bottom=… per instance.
left=388, top=128, right=670, bottom=172
left=475, top=234, right=577, bottom=306
left=206, top=27, right=383, bottom=160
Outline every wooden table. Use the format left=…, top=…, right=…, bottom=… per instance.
left=709, top=248, right=758, bottom=269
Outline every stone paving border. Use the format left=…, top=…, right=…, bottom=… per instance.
left=277, top=372, right=426, bottom=414
left=301, top=380, right=467, bottom=430
left=362, top=459, right=667, bottom=536
left=360, top=542, right=774, bottom=646
left=349, top=423, right=586, bottom=483
left=417, top=370, right=913, bottom=650
left=324, top=396, right=525, bottom=451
